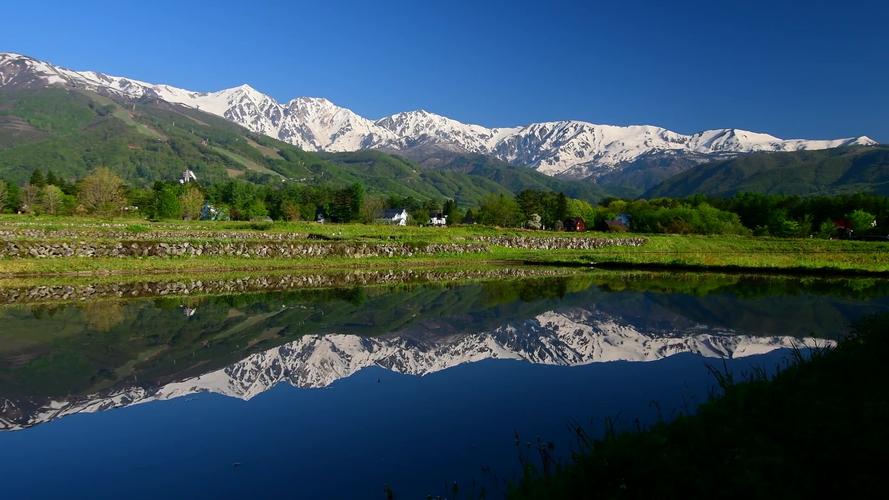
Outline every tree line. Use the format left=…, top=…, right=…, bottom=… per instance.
left=1, top=168, right=886, bottom=238
left=0, top=168, right=436, bottom=223
left=449, top=191, right=887, bottom=238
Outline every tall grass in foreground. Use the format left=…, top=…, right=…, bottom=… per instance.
left=510, top=315, right=889, bottom=498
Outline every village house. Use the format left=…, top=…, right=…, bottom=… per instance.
left=429, top=213, right=448, bottom=226
left=564, top=217, right=586, bottom=232
left=377, top=208, right=409, bottom=226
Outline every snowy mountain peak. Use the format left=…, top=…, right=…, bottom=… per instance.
left=213, top=84, right=270, bottom=104
left=852, top=136, right=878, bottom=146
left=0, top=52, right=27, bottom=64
left=283, top=97, right=399, bottom=151
left=0, top=53, right=879, bottom=178
left=288, top=96, right=334, bottom=106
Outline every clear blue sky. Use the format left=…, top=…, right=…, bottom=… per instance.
left=2, top=0, right=887, bottom=141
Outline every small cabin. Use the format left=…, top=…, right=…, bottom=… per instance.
left=378, top=208, right=409, bottom=226
left=315, top=209, right=328, bottom=224
left=429, top=213, right=448, bottom=226
left=564, top=217, right=586, bottom=232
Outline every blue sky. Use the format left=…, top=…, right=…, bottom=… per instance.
left=3, top=0, right=887, bottom=141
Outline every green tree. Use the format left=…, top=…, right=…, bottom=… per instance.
left=281, top=199, right=302, bottom=221
left=179, top=185, right=204, bottom=220
left=848, top=210, right=876, bottom=233
left=77, top=167, right=127, bottom=217
left=20, top=184, right=40, bottom=214
left=565, top=198, right=597, bottom=226
left=330, top=183, right=364, bottom=222
left=477, top=194, right=521, bottom=227
left=40, top=185, right=65, bottom=215
left=349, top=183, right=364, bottom=221
left=555, top=192, right=568, bottom=223
left=2, top=181, right=20, bottom=213
left=153, top=184, right=182, bottom=220
left=818, top=220, right=837, bottom=239
left=217, top=181, right=263, bottom=220
left=463, top=208, right=476, bottom=223
left=0, top=181, right=7, bottom=213
left=46, top=170, right=62, bottom=187
left=360, top=195, right=386, bottom=223
left=29, top=169, right=46, bottom=188
left=517, top=190, right=544, bottom=224
left=243, top=198, right=268, bottom=219
left=442, top=199, right=457, bottom=220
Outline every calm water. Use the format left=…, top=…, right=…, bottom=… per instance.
left=1, top=272, right=887, bottom=499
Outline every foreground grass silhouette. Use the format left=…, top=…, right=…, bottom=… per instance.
left=511, top=313, right=889, bottom=499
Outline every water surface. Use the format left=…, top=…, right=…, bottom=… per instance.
left=1, top=272, right=886, bottom=498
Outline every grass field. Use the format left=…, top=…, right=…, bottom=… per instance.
left=1, top=215, right=888, bottom=276
left=549, top=234, right=889, bottom=274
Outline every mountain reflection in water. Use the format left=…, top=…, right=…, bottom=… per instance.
left=3, top=308, right=831, bottom=430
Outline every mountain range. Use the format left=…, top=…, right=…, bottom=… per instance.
left=0, top=52, right=878, bottom=180
left=0, top=308, right=830, bottom=431
left=0, top=66, right=612, bottom=204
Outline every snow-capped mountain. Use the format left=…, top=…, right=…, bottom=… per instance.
left=0, top=308, right=832, bottom=430
left=0, top=52, right=877, bottom=178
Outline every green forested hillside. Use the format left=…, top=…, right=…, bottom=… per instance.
left=423, top=153, right=626, bottom=200
left=645, top=146, right=889, bottom=198
left=0, top=87, right=608, bottom=206
left=0, top=87, right=327, bottom=185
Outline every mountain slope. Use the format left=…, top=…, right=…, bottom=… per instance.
left=324, top=151, right=622, bottom=202
left=0, top=86, right=611, bottom=205
left=0, top=86, right=327, bottom=186
left=318, top=150, right=516, bottom=203
left=645, top=146, right=889, bottom=198
left=1, top=52, right=877, bottom=181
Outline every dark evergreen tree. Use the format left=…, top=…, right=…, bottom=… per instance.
left=46, top=170, right=61, bottom=187
left=329, top=183, right=365, bottom=222
left=556, top=192, right=568, bottom=222
left=443, top=199, right=457, bottom=219
left=29, top=170, right=46, bottom=188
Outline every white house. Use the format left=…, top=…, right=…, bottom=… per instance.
left=378, top=208, right=409, bottom=226
left=179, top=169, right=198, bottom=184
left=429, top=214, right=448, bottom=226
